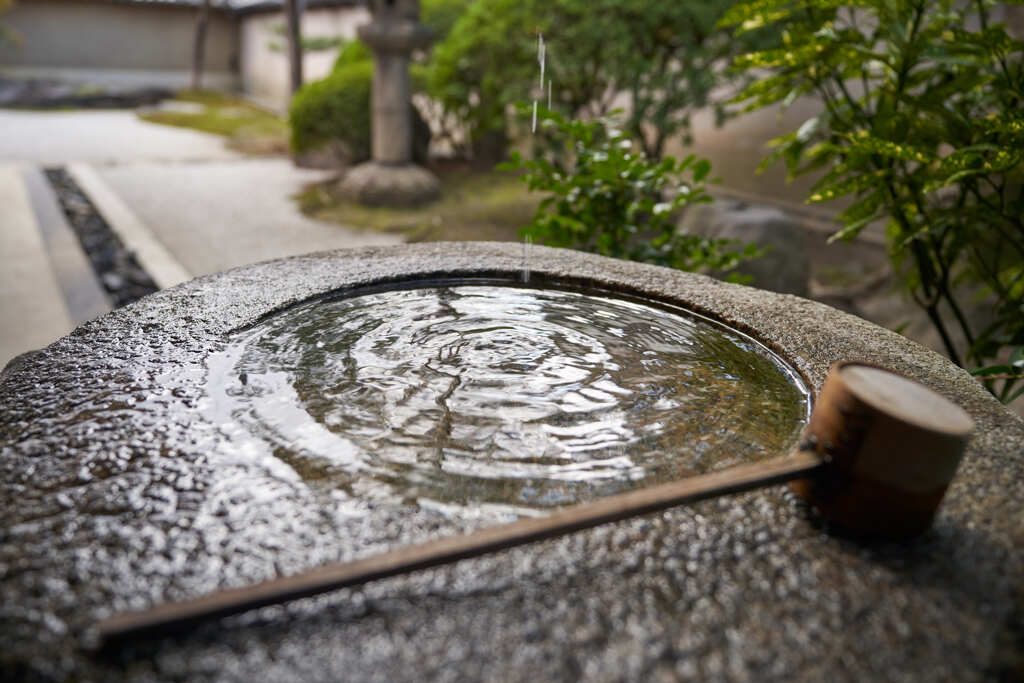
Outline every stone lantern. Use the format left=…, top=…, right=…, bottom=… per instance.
left=338, top=0, right=441, bottom=206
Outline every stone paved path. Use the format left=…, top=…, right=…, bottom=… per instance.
left=0, top=109, right=400, bottom=368
left=97, top=158, right=400, bottom=278
left=0, top=164, right=75, bottom=367
left=0, top=109, right=242, bottom=166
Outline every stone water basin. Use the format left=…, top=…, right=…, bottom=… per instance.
left=0, top=243, right=1020, bottom=681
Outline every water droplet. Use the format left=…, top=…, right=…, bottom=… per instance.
left=521, top=236, right=532, bottom=283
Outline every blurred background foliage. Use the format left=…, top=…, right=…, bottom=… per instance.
left=425, top=0, right=770, bottom=163
left=0, top=0, right=16, bottom=47
left=500, top=107, right=760, bottom=277
left=722, top=0, right=1024, bottom=402
left=286, top=0, right=1023, bottom=402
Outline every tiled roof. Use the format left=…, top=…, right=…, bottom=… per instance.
left=105, top=0, right=357, bottom=13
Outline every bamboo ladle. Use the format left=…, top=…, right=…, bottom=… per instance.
left=97, top=361, right=973, bottom=646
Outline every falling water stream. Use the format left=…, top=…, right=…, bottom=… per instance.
left=206, top=281, right=809, bottom=517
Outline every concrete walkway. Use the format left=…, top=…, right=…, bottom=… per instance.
left=96, top=158, right=399, bottom=278
left=0, top=165, right=76, bottom=367
left=0, top=109, right=242, bottom=166
left=20, top=165, right=111, bottom=323
left=0, top=109, right=399, bottom=369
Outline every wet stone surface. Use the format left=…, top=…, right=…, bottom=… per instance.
left=0, top=243, right=1021, bottom=681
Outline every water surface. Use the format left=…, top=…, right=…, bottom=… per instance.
left=208, top=283, right=809, bottom=516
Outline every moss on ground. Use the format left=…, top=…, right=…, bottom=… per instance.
left=138, top=90, right=289, bottom=155
left=296, top=167, right=538, bottom=242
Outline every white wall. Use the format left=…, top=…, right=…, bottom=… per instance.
left=239, top=6, right=370, bottom=111
left=0, top=0, right=238, bottom=89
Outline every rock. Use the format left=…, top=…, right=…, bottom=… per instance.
left=292, top=140, right=357, bottom=170
left=293, top=106, right=431, bottom=171
left=43, top=168, right=158, bottom=308
left=0, top=243, right=1019, bottom=681
left=0, top=348, right=42, bottom=379
left=101, top=272, right=125, bottom=291
left=125, top=265, right=153, bottom=287
left=0, top=77, right=170, bottom=108
left=337, top=161, right=441, bottom=207
left=679, top=199, right=810, bottom=297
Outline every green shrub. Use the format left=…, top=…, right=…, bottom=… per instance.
left=289, top=57, right=432, bottom=166
left=501, top=107, right=759, bottom=275
left=330, top=0, right=467, bottom=75
left=421, top=0, right=472, bottom=42
left=333, top=39, right=428, bottom=92
left=427, top=0, right=768, bottom=162
left=290, top=61, right=373, bottom=162
left=0, top=0, right=15, bottom=47
left=426, top=0, right=532, bottom=161
left=331, top=39, right=372, bottom=71
left=723, top=0, right=1024, bottom=402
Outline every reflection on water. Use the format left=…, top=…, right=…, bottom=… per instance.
left=207, top=284, right=809, bottom=516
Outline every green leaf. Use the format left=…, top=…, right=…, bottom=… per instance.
left=827, top=214, right=878, bottom=244
left=844, top=132, right=932, bottom=164
left=970, top=364, right=1014, bottom=377
left=795, top=115, right=820, bottom=143
left=717, top=0, right=794, bottom=30
left=809, top=170, right=888, bottom=204
left=692, top=158, right=712, bottom=183
left=984, top=112, right=1024, bottom=137
left=838, top=190, right=885, bottom=224
left=723, top=0, right=1024, bottom=387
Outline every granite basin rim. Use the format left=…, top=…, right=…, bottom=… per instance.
left=1, top=241, right=1020, bottom=682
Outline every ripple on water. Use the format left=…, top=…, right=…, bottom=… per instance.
left=206, top=284, right=809, bottom=515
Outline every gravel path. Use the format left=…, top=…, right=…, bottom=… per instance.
left=0, top=109, right=242, bottom=166
left=97, top=158, right=400, bottom=278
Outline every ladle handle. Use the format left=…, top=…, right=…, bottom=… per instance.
left=97, top=452, right=823, bottom=647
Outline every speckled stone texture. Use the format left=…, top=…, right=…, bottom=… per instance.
left=338, top=162, right=441, bottom=207
left=1, top=243, right=1021, bottom=682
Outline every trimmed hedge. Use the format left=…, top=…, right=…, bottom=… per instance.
left=289, top=0, right=468, bottom=165
left=332, top=39, right=372, bottom=71
left=290, top=58, right=431, bottom=166
left=289, top=61, right=373, bottom=162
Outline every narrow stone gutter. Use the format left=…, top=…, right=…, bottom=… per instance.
left=43, top=168, right=158, bottom=307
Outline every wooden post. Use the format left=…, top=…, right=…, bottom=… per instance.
left=190, top=0, right=211, bottom=91
left=283, top=0, right=303, bottom=95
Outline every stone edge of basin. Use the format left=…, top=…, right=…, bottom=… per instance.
left=68, top=240, right=1024, bottom=526
left=28, top=240, right=1023, bottom=514
left=3, top=241, right=1022, bottom=680
left=109, top=241, right=1015, bottom=415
